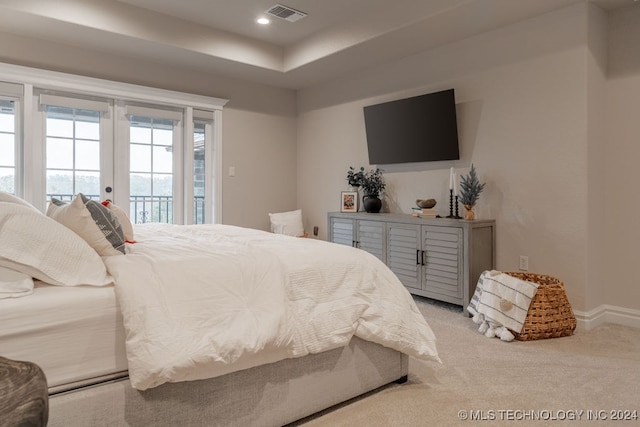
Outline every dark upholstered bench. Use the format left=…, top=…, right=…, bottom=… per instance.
left=0, top=356, right=48, bottom=427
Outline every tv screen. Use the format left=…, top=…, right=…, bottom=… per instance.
left=363, top=88, right=460, bottom=165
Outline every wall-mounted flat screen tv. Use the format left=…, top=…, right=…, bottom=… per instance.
left=363, top=88, right=460, bottom=164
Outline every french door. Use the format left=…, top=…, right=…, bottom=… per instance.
left=117, top=104, right=183, bottom=225
left=38, top=94, right=191, bottom=224
left=0, top=65, right=224, bottom=224
left=43, top=102, right=108, bottom=202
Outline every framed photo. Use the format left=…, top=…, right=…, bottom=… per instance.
left=341, top=191, right=358, bottom=213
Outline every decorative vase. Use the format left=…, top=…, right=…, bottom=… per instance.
left=363, top=195, right=382, bottom=213
left=463, top=204, right=476, bottom=220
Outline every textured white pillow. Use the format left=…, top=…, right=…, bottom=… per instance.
left=0, top=201, right=112, bottom=286
left=102, top=200, right=135, bottom=242
left=0, top=191, right=39, bottom=210
left=0, top=266, right=34, bottom=299
left=268, top=209, right=305, bottom=237
left=47, top=194, right=126, bottom=256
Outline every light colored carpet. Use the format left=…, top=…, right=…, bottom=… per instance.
left=300, top=297, right=640, bottom=426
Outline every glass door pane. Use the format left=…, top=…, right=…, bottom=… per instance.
left=193, top=122, right=205, bottom=224
left=129, top=115, right=174, bottom=224
left=45, top=106, right=101, bottom=201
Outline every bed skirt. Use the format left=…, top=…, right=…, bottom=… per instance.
left=48, top=337, right=408, bottom=426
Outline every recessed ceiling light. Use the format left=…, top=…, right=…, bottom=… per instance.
left=256, top=17, right=270, bottom=25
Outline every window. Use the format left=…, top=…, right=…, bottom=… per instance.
left=0, top=99, right=16, bottom=194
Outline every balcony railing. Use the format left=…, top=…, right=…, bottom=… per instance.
left=46, top=194, right=205, bottom=224
left=130, top=195, right=173, bottom=224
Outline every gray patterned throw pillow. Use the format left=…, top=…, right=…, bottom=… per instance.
left=47, top=194, right=126, bottom=256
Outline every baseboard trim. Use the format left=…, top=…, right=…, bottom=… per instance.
left=574, top=304, right=640, bottom=331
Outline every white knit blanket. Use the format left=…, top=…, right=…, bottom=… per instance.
left=472, top=271, right=539, bottom=333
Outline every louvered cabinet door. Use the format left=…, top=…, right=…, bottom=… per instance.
left=421, top=226, right=463, bottom=302
left=356, top=220, right=386, bottom=262
left=330, top=217, right=355, bottom=247
left=387, top=223, right=421, bottom=291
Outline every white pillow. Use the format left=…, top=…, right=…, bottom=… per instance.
left=0, top=266, right=34, bottom=299
left=47, top=194, right=126, bottom=256
left=269, top=209, right=305, bottom=237
left=102, top=200, right=135, bottom=242
left=0, top=200, right=112, bottom=287
left=0, top=191, right=39, bottom=210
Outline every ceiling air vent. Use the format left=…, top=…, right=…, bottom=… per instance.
left=265, top=4, right=307, bottom=22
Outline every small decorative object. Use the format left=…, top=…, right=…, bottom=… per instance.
left=458, top=164, right=486, bottom=220
left=446, top=168, right=461, bottom=219
left=341, top=191, right=358, bottom=213
left=416, top=198, right=436, bottom=209
left=362, top=196, right=382, bottom=213
left=346, top=166, right=385, bottom=213
left=446, top=188, right=455, bottom=218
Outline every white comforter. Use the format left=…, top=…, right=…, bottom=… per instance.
left=104, top=224, right=439, bottom=390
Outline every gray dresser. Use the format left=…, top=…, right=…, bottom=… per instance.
left=328, top=212, right=495, bottom=314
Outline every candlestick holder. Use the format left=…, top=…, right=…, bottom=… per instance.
left=446, top=189, right=454, bottom=218
left=454, top=195, right=462, bottom=219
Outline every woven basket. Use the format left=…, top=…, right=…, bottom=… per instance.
left=503, top=272, right=577, bottom=341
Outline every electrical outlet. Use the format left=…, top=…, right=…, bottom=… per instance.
left=519, top=255, right=529, bottom=271
left=313, top=226, right=319, bottom=236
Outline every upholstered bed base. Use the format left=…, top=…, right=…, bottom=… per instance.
left=48, top=337, right=408, bottom=426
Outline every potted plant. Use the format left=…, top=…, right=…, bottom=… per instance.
left=346, top=167, right=385, bottom=213
left=346, top=166, right=365, bottom=189
left=458, top=164, right=486, bottom=220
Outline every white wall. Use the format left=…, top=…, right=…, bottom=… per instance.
left=222, top=108, right=297, bottom=230
left=586, top=5, right=608, bottom=314
left=604, top=5, right=640, bottom=311
left=297, top=3, right=602, bottom=312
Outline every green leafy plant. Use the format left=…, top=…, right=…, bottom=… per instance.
left=346, top=166, right=365, bottom=187
left=346, top=166, right=386, bottom=197
left=458, top=164, right=486, bottom=206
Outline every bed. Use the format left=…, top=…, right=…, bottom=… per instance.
left=0, top=192, right=440, bottom=426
